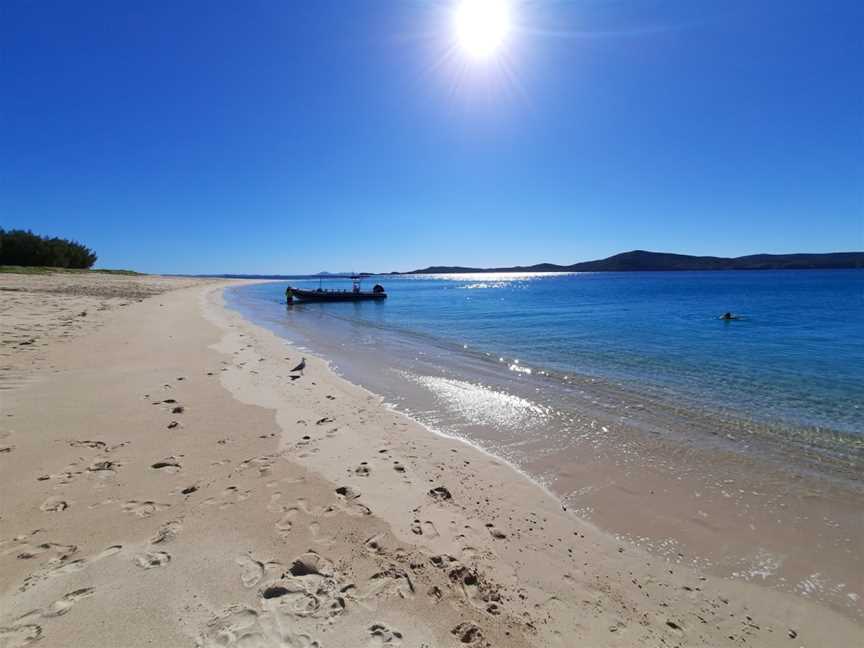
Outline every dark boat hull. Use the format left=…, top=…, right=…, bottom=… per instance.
left=288, top=288, right=387, bottom=303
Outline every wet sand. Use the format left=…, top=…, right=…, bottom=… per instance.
left=0, top=272, right=860, bottom=647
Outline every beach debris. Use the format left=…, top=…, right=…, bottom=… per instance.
left=167, top=421, right=180, bottom=429
left=171, top=406, right=184, bottom=414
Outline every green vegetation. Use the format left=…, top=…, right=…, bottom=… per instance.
left=0, top=228, right=97, bottom=269
left=0, top=265, right=141, bottom=276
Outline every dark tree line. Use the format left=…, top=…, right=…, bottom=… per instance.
left=0, top=229, right=98, bottom=269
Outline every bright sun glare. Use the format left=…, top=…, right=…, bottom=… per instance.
left=453, top=0, right=512, bottom=61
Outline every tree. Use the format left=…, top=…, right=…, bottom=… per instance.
left=0, top=229, right=97, bottom=269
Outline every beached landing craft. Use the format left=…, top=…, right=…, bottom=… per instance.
left=286, top=275, right=387, bottom=303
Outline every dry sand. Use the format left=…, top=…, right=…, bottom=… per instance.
left=0, top=272, right=860, bottom=647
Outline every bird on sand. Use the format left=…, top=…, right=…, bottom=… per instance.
left=290, top=357, right=306, bottom=375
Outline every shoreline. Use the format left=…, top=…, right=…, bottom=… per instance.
left=0, top=273, right=860, bottom=646
left=226, top=281, right=864, bottom=621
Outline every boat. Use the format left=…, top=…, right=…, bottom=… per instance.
left=286, top=275, right=387, bottom=303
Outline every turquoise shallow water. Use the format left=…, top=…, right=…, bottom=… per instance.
left=228, top=270, right=864, bottom=439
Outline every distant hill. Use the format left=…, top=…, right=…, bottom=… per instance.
left=395, top=250, right=864, bottom=275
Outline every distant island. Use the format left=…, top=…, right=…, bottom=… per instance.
left=392, top=250, right=864, bottom=275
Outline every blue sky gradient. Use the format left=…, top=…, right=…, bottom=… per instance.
left=2, top=1, right=862, bottom=273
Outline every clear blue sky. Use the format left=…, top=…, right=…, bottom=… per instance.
left=2, top=1, right=861, bottom=274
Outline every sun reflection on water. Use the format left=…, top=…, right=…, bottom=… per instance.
left=399, top=371, right=549, bottom=428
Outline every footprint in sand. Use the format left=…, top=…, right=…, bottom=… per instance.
left=409, top=520, right=439, bottom=538
left=353, top=567, right=415, bottom=603
left=428, top=486, right=452, bottom=502
left=20, top=546, right=121, bottom=592
left=296, top=498, right=338, bottom=519
left=451, top=622, right=483, bottom=645
left=12, top=542, right=77, bottom=561
left=236, top=554, right=283, bottom=588
left=367, top=624, right=403, bottom=646
left=354, top=463, right=370, bottom=477
left=308, top=521, right=335, bottom=547
left=122, top=500, right=170, bottom=518
left=39, top=497, right=69, bottom=513
left=86, top=459, right=119, bottom=478
left=0, top=624, right=42, bottom=647
left=133, top=551, right=171, bottom=569
left=151, top=457, right=182, bottom=473
left=196, top=605, right=319, bottom=648
left=150, top=519, right=182, bottom=545
left=334, top=486, right=371, bottom=516
left=268, top=494, right=334, bottom=543
left=40, top=587, right=96, bottom=617
left=68, top=440, right=106, bottom=451
left=485, top=524, right=507, bottom=539
left=363, top=534, right=387, bottom=555
left=274, top=507, right=298, bottom=534
left=203, top=486, right=251, bottom=509
left=236, top=456, right=274, bottom=478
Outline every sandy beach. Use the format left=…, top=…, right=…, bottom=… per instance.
left=1, top=273, right=860, bottom=647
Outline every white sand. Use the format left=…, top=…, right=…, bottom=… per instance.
left=0, top=273, right=859, bottom=647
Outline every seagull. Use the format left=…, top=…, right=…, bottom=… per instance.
left=290, top=357, right=306, bottom=375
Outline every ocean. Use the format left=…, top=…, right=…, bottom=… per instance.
left=225, top=270, right=864, bottom=611
left=227, top=270, right=863, bottom=441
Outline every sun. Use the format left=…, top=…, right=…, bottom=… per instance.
left=453, top=0, right=512, bottom=61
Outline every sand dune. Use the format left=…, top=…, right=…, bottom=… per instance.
left=0, top=273, right=858, bottom=647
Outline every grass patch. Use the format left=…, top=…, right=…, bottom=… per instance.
left=0, top=265, right=143, bottom=276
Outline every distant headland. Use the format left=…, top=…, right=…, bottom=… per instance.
left=391, top=250, right=864, bottom=275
